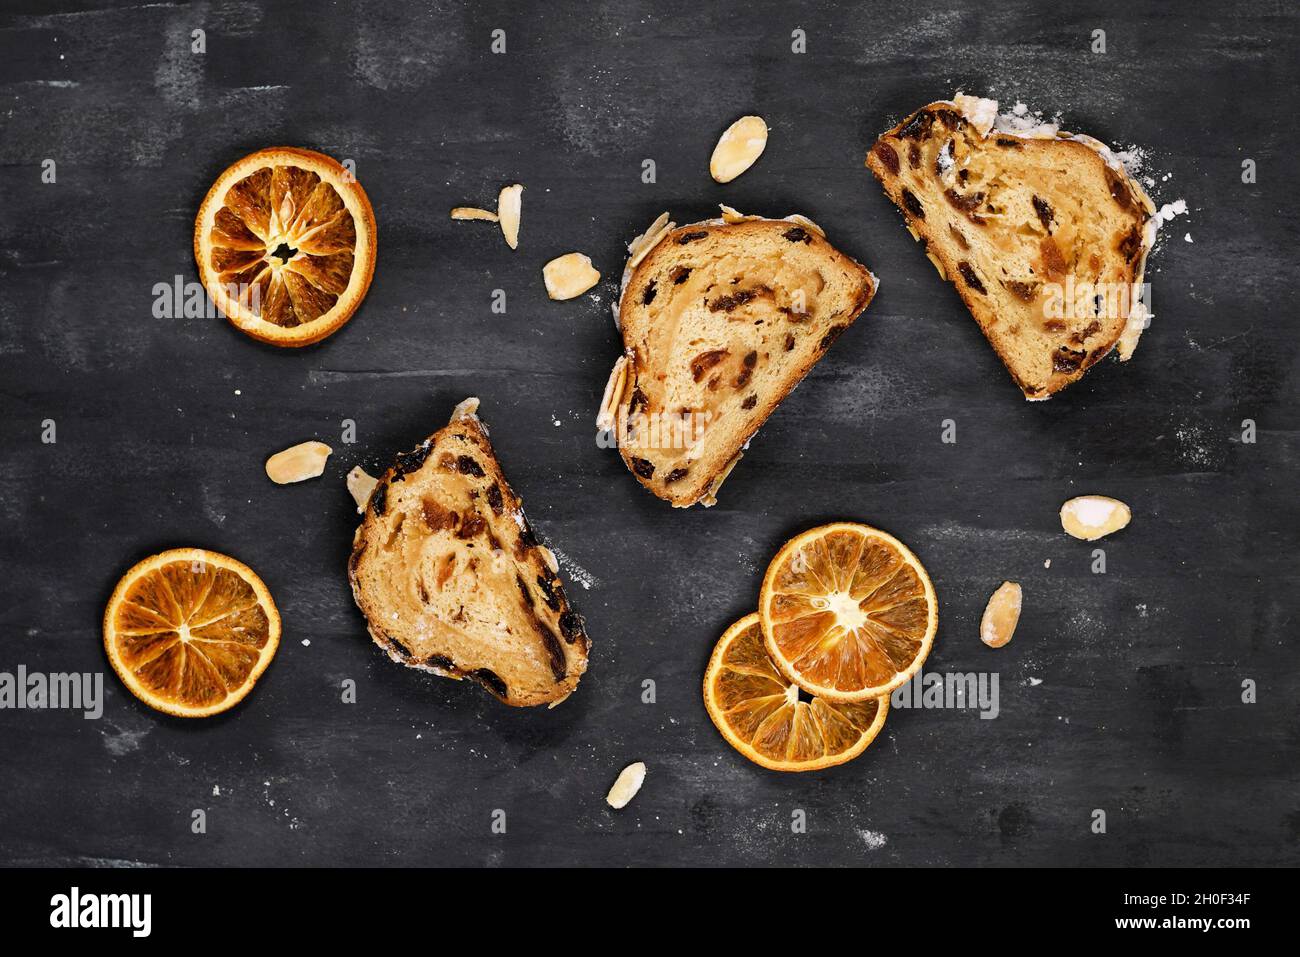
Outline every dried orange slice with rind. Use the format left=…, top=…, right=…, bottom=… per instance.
left=103, top=548, right=280, bottom=717
left=760, top=522, right=937, bottom=701
left=194, top=147, right=376, bottom=346
left=703, top=614, right=887, bottom=772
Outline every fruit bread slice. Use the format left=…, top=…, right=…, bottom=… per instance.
left=866, top=94, right=1157, bottom=399
left=600, top=209, right=876, bottom=507
left=348, top=398, right=589, bottom=707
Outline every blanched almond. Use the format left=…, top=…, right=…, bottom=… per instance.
left=450, top=206, right=498, bottom=222
left=719, top=204, right=759, bottom=224
left=266, top=441, right=331, bottom=484
left=626, top=220, right=674, bottom=272
left=627, top=211, right=670, bottom=260
left=346, top=465, right=378, bottom=512
left=450, top=396, right=481, bottom=422
left=497, top=184, right=523, bottom=249
left=980, top=581, right=1022, bottom=648
left=1060, top=495, right=1131, bottom=540
left=596, top=355, right=630, bottom=432
left=605, top=761, right=646, bottom=809
left=710, top=115, right=769, bottom=183
left=542, top=252, right=601, bottom=300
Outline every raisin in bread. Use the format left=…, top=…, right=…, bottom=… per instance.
left=600, top=210, right=876, bottom=507
left=866, top=94, right=1157, bottom=399
left=348, top=398, right=589, bottom=707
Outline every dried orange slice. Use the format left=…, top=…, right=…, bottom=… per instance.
left=759, top=522, right=937, bottom=701
left=194, top=147, right=376, bottom=346
left=103, top=548, right=280, bottom=717
left=703, top=614, right=887, bottom=772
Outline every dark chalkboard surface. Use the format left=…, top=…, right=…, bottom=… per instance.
left=0, top=0, right=1296, bottom=867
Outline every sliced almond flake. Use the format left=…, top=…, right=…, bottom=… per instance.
left=925, top=252, right=948, bottom=280
left=626, top=222, right=674, bottom=273
left=710, top=115, right=769, bottom=183
left=605, top=761, right=646, bottom=809
left=1117, top=300, right=1150, bottom=361
left=450, top=206, right=499, bottom=222
left=980, top=581, right=1022, bottom=648
left=537, top=545, right=560, bottom=575
left=597, top=355, right=630, bottom=432
left=719, top=204, right=759, bottom=224
left=497, top=184, right=523, bottom=249
left=266, top=441, right=332, bottom=484
left=626, top=211, right=670, bottom=259
left=451, top=396, right=481, bottom=422
left=1060, top=495, right=1131, bottom=540
left=542, top=252, right=601, bottom=300
left=346, top=465, right=378, bottom=513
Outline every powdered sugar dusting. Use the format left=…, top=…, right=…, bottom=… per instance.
left=857, top=828, right=888, bottom=850
left=1152, top=198, right=1188, bottom=231
left=993, top=99, right=1061, bottom=138
left=983, top=93, right=1188, bottom=253
left=551, top=548, right=599, bottom=590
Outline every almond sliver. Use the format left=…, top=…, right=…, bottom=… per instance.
left=497, top=184, right=523, bottom=249
left=627, top=212, right=670, bottom=259
left=719, top=204, right=754, bottom=224
left=346, top=465, right=378, bottom=512
left=450, top=206, right=499, bottom=222
left=596, top=355, right=630, bottom=432
left=266, top=441, right=332, bottom=484
left=626, top=222, right=673, bottom=272
left=710, top=115, right=769, bottom=183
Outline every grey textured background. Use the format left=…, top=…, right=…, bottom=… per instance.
left=0, top=0, right=1296, bottom=867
